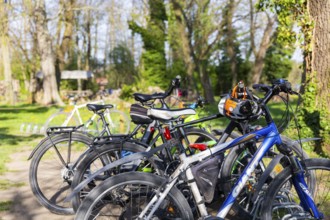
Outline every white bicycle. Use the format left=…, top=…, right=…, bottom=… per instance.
left=43, top=99, right=130, bottom=135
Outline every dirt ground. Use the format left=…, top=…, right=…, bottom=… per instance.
left=0, top=146, right=74, bottom=220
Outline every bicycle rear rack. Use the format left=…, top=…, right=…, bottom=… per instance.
left=46, top=124, right=85, bottom=136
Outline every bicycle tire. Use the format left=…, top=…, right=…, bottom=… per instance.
left=29, top=132, right=93, bottom=215
left=44, top=111, right=80, bottom=136
left=261, top=158, right=330, bottom=220
left=220, top=135, right=310, bottom=219
left=100, top=109, right=130, bottom=134
left=75, top=172, right=194, bottom=220
left=71, top=141, right=164, bottom=211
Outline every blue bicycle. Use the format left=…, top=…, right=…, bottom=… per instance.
left=72, top=79, right=329, bottom=219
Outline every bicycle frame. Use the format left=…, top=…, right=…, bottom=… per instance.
left=63, top=100, right=105, bottom=128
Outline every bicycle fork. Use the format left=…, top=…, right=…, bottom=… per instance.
left=290, top=156, right=323, bottom=219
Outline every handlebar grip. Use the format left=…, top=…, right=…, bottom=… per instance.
left=272, top=79, right=292, bottom=93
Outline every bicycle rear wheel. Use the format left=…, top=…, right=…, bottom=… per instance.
left=29, top=133, right=92, bottom=215
left=75, top=172, right=193, bottom=220
left=261, top=158, right=330, bottom=220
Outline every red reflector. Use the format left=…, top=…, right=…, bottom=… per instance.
left=189, top=143, right=208, bottom=151
left=164, top=127, right=171, bottom=140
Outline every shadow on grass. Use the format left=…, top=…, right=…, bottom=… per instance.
left=0, top=104, right=51, bottom=114
left=0, top=116, right=16, bottom=121
left=0, top=128, right=39, bottom=146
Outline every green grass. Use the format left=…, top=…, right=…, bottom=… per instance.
left=0, top=201, right=12, bottom=212
left=0, top=104, right=59, bottom=174
left=0, top=179, right=25, bottom=190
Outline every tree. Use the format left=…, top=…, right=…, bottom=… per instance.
left=109, top=43, right=137, bottom=88
left=305, top=0, right=330, bottom=154
left=222, top=0, right=239, bottom=87
left=56, top=0, right=76, bottom=73
left=169, top=0, right=223, bottom=103
left=129, top=0, right=167, bottom=88
left=34, top=0, right=64, bottom=105
left=0, top=1, right=14, bottom=104
left=260, top=0, right=330, bottom=154
left=249, top=0, right=276, bottom=85
left=262, top=30, right=293, bottom=82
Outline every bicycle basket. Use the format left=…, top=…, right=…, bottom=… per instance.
left=130, top=104, right=153, bottom=124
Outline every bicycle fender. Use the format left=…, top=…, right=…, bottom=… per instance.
left=28, top=137, right=53, bottom=160
left=64, top=139, right=179, bottom=202
left=251, top=153, right=284, bottom=201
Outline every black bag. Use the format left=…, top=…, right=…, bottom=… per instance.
left=130, top=104, right=153, bottom=124
left=191, top=154, right=223, bottom=203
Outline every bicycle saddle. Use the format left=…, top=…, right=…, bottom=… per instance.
left=133, top=93, right=166, bottom=102
left=148, top=108, right=196, bottom=120
left=87, top=104, right=114, bottom=113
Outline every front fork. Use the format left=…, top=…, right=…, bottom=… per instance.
left=289, top=156, right=323, bottom=219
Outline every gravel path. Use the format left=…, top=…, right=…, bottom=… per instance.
left=0, top=147, right=74, bottom=220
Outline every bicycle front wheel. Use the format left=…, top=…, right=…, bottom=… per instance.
left=261, top=158, right=330, bottom=220
left=71, top=141, right=164, bottom=211
left=75, top=172, right=193, bottom=220
left=219, top=135, right=311, bottom=219
left=29, top=132, right=92, bottom=215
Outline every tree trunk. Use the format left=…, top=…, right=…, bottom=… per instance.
left=309, top=0, right=330, bottom=109
left=251, top=15, right=275, bottom=85
left=224, top=0, right=238, bottom=87
left=34, top=0, right=64, bottom=106
left=198, top=61, right=215, bottom=104
left=305, top=0, right=330, bottom=154
left=57, top=0, right=75, bottom=72
left=85, top=10, right=91, bottom=71
left=171, top=0, right=196, bottom=90
left=0, top=2, right=15, bottom=105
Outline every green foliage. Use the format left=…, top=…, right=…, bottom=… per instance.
left=214, top=38, right=252, bottom=95
left=128, top=0, right=167, bottom=89
left=119, top=84, right=138, bottom=100
left=109, top=43, right=137, bottom=88
left=262, top=31, right=293, bottom=82
left=297, top=74, right=329, bottom=156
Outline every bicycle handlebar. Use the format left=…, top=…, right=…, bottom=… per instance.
left=133, top=76, right=181, bottom=104
left=253, top=79, right=297, bottom=105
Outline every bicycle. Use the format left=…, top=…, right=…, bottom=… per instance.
left=43, top=98, right=130, bottom=135
left=73, top=79, right=329, bottom=220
